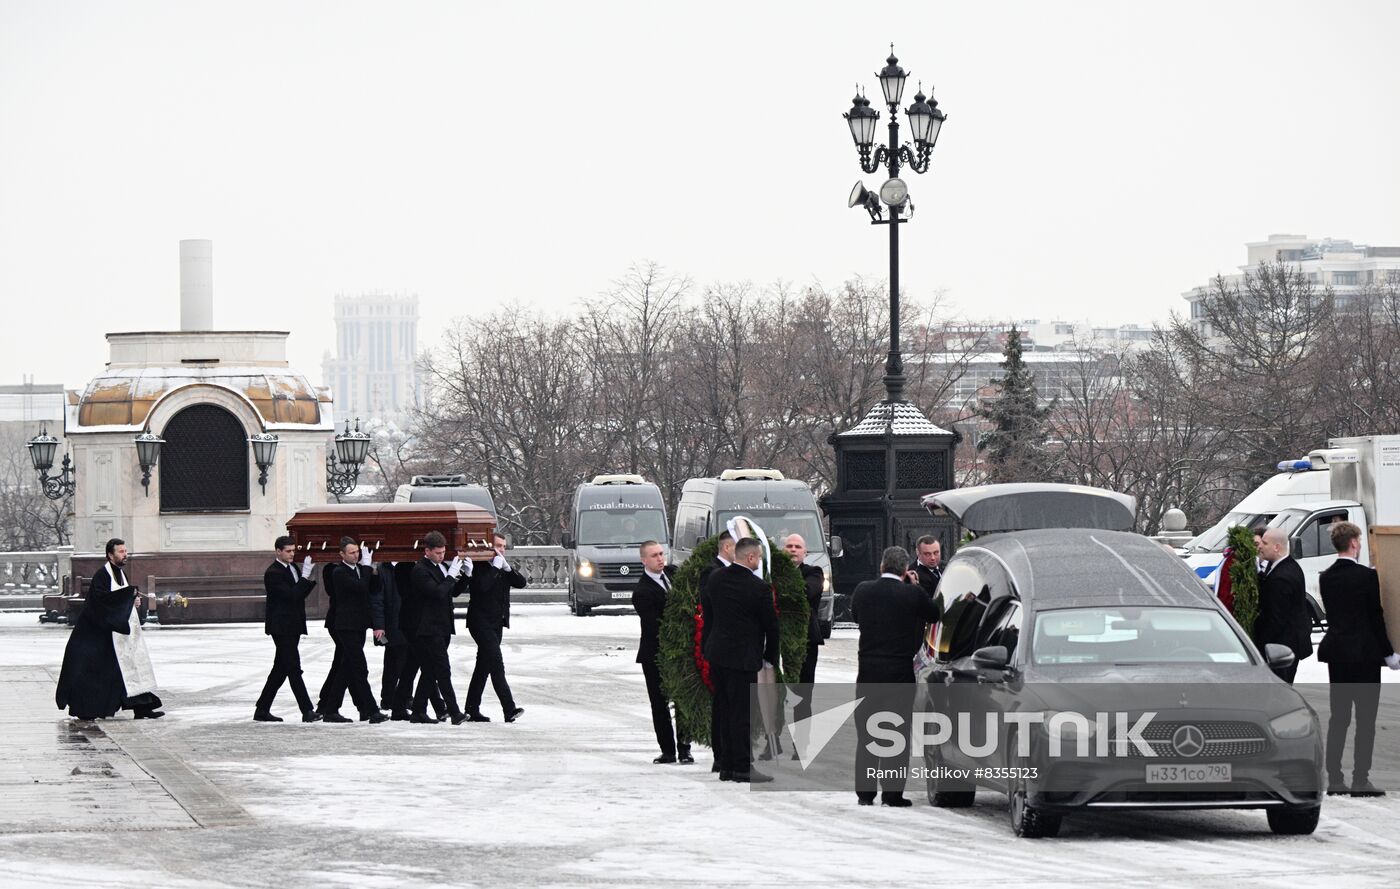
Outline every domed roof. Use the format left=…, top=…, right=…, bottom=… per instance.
left=73, top=365, right=328, bottom=430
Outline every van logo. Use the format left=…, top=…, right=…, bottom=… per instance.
left=619, top=565, right=630, bottom=576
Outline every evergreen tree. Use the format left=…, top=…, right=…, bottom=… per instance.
left=978, top=327, right=1052, bottom=482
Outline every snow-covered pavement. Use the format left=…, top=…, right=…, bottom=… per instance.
left=0, top=607, right=1395, bottom=888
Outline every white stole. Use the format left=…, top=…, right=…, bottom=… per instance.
left=106, top=563, right=158, bottom=696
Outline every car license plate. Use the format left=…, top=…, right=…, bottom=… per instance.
left=611, top=591, right=631, bottom=600
left=1145, top=763, right=1231, bottom=784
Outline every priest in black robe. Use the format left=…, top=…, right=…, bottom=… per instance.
left=55, top=538, right=164, bottom=719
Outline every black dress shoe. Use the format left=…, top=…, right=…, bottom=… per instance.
left=857, top=796, right=875, bottom=806
left=435, top=714, right=449, bottom=723
left=654, top=754, right=678, bottom=764
left=712, top=762, right=722, bottom=773
left=253, top=710, right=283, bottom=723
left=719, top=770, right=734, bottom=782
left=390, top=710, right=412, bottom=722
left=465, top=712, right=491, bottom=723
left=678, top=751, right=695, bottom=764
left=302, top=711, right=323, bottom=723
left=133, top=710, right=165, bottom=719
left=362, top=711, right=388, bottom=724
left=882, top=794, right=913, bottom=807
left=731, top=770, right=773, bottom=784
left=504, top=707, right=525, bottom=723
left=1351, top=779, right=1386, bottom=797
left=322, top=712, right=353, bottom=723
left=1327, top=775, right=1349, bottom=795
left=409, top=713, right=436, bottom=724
left=451, top=713, right=472, bottom=725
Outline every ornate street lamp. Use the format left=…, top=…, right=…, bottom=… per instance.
left=326, top=417, right=370, bottom=500
left=843, top=46, right=947, bottom=403
left=134, top=431, right=164, bottom=496
left=249, top=432, right=280, bottom=495
left=26, top=426, right=75, bottom=500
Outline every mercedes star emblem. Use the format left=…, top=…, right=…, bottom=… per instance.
left=1171, top=724, right=1205, bottom=758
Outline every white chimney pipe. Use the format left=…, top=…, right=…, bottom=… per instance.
left=179, top=239, right=214, bottom=331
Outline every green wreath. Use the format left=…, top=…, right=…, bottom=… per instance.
left=657, top=533, right=808, bottom=747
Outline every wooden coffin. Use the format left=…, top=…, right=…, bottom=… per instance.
left=286, top=502, right=496, bottom=563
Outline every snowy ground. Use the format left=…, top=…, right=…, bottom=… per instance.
left=0, top=606, right=1396, bottom=888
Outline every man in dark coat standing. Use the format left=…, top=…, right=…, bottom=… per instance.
left=254, top=536, right=321, bottom=722
left=465, top=533, right=528, bottom=723
left=701, top=536, right=779, bottom=783
left=784, top=534, right=825, bottom=728
left=1318, top=521, right=1400, bottom=797
left=851, top=546, right=941, bottom=807
left=906, top=535, right=945, bottom=602
left=1256, top=527, right=1314, bottom=683
left=318, top=537, right=387, bottom=723
left=409, top=531, right=472, bottom=725
left=633, top=539, right=692, bottom=763
left=56, top=538, right=163, bottom=720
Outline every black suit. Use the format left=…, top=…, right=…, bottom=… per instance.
left=465, top=558, right=527, bottom=716
left=409, top=557, right=471, bottom=719
left=908, top=561, right=943, bottom=598
left=1256, top=556, right=1313, bottom=683
left=792, top=563, right=825, bottom=725
left=319, top=562, right=385, bottom=718
left=384, top=562, right=444, bottom=716
left=633, top=566, right=690, bottom=757
left=256, top=560, right=317, bottom=714
left=1318, top=558, right=1395, bottom=783
left=851, top=575, right=941, bottom=800
left=701, top=563, right=779, bottom=775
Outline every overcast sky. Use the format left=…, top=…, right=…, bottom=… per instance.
left=3, top=0, right=1399, bottom=390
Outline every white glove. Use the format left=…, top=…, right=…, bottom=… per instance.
left=491, top=553, right=507, bottom=571
left=446, top=556, right=464, bottom=579
left=359, top=545, right=373, bottom=567
left=1386, top=653, right=1400, bottom=670
left=300, top=555, right=313, bottom=579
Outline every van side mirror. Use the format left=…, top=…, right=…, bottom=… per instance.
left=695, top=536, right=705, bottom=548
left=1264, top=643, right=1297, bottom=676
left=829, top=535, right=844, bottom=558
left=1289, top=538, right=1301, bottom=560
left=971, top=645, right=1009, bottom=670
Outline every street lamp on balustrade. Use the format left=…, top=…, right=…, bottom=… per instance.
left=327, top=418, right=371, bottom=501
left=26, top=426, right=74, bottom=501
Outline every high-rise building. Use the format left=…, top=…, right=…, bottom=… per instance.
left=322, top=293, right=423, bottom=428
left=1184, top=234, right=1400, bottom=335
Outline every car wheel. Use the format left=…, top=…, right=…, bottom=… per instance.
left=1008, top=761, right=1061, bottom=838
left=1267, top=806, right=1320, bottom=835
left=926, top=752, right=975, bottom=808
left=568, top=587, right=590, bottom=617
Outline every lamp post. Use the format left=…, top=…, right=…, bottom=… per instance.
left=249, top=432, right=279, bottom=495
left=134, top=431, right=164, bottom=496
left=26, top=426, right=75, bottom=501
left=326, top=417, right=371, bottom=501
left=843, top=47, right=945, bottom=404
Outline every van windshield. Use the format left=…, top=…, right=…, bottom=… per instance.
left=1185, top=512, right=1271, bottom=553
left=577, top=509, right=669, bottom=546
left=717, top=510, right=825, bottom=555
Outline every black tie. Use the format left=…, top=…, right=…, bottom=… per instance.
left=661, top=574, right=670, bottom=591
left=289, top=564, right=298, bottom=584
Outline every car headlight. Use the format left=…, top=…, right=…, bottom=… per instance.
left=1269, top=708, right=1315, bottom=739
left=576, top=560, right=595, bottom=579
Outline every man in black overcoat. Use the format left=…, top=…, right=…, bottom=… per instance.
left=464, top=533, right=528, bottom=722
left=254, top=535, right=321, bottom=722
left=701, top=536, right=779, bottom=783
left=633, top=539, right=692, bottom=763
left=1318, top=520, right=1400, bottom=796
left=851, top=546, right=941, bottom=807
left=1256, top=527, right=1314, bottom=684
left=409, top=531, right=472, bottom=725
left=318, top=537, right=387, bottom=723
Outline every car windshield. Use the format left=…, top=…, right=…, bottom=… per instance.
left=1031, top=607, right=1251, bottom=666
left=716, top=510, right=825, bottom=554
left=577, top=509, right=668, bottom=546
left=1186, top=512, right=1270, bottom=553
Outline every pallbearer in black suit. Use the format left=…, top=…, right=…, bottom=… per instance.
left=699, top=530, right=736, bottom=773
left=409, top=531, right=473, bottom=725
left=318, top=537, right=387, bottom=724
left=1255, top=527, right=1314, bottom=684
left=851, top=546, right=941, bottom=807
left=905, top=535, right=944, bottom=604
left=381, top=562, right=446, bottom=721
left=701, top=536, right=780, bottom=783
left=254, top=536, right=321, bottom=723
left=465, top=533, right=528, bottom=723
left=784, top=534, right=824, bottom=726
left=633, top=540, right=692, bottom=764
left=1318, top=521, right=1400, bottom=797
